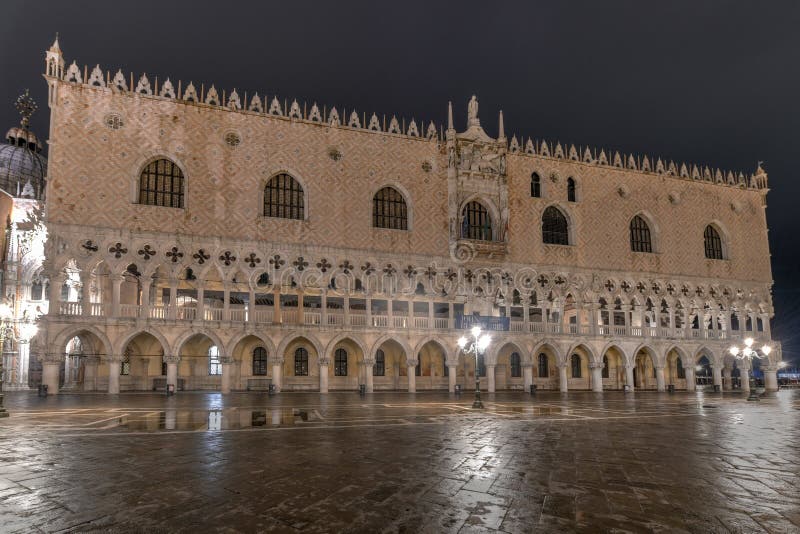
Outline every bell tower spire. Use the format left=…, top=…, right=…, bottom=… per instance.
left=44, top=33, right=64, bottom=108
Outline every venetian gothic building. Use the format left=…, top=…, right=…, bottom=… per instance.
left=35, top=37, right=781, bottom=395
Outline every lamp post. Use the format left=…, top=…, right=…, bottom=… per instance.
left=729, top=337, right=771, bottom=402
left=0, top=301, right=14, bottom=417
left=458, top=326, right=491, bottom=409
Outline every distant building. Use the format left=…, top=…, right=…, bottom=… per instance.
left=35, top=37, right=781, bottom=395
left=0, top=90, right=48, bottom=390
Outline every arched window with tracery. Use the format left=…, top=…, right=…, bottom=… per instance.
left=567, top=177, right=577, bottom=202
left=461, top=201, right=493, bottom=241
left=373, top=187, right=408, bottom=230
left=121, top=348, right=131, bottom=376
left=334, top=348, right=348, bottom=376
left=264, top=173, right=304, bottom=220
left=510, top=352, right=521, bottom=378
left=538, top=353, right=549, bottom=378
left=139, top=158, right=184, bottom=208
left=374, top=349, right=385, bottom=376
left=542, top=206, right=569, bottom=245
left=531, top=172, right=541, bottom=198
left=252, top=347, right=267, bottom=376
left=294, top=347, right=309, bottom=376
left=571, top=353, right=582, bottom=378
left=704, top=225, right=724, bottom=259
left=630, top=215, right=653, bottom=253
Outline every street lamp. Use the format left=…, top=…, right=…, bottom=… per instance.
left=729, top=337, right=771, bottom=402
left=458, top=325, right=491, bottom=409
left=0, top=301, right=13, bottom=418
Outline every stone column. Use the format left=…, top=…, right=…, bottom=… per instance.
left=722, top=366, right=732, bottom=390
left=625, top=364, right=635, bottom=392
left=655, top=366, right=666, bottom=392
left=363, top=358, right=375, bottom=393
left=487, top=364, right=496, bottom=392
left=140, top=278, right=152, bottom=319
left=712, top=365, right=723, bottom=390
left=321, top=291, right=328, bottom=326
left=764, top=365, right=778, bottom=392
left=247, top=287, right=255, bottom=323
left=522, top=362, right=533, bottom=392
left=168, top=278, right=179, bottom=319
left=165, top=355, right=180, bottom=393
left=296, top=292, right=304, bottom=325
left=447, top=359, right=458, bottom=392
left=590, top=363, right=603, bottom=392
left=272, top=288, right=281, bottom=325
left=111, top=274, right=124, bottom=317
left=107, top=355, right=121, bottom=394
left=83, top=356, right=99, bottom=391
left=685, top=365, right=696, bottom=392
left=220, top=357, right=234, bottom=394
left=42, top=355, right=62, bottom=395
left=49, top=272, right=66, bottom=316
left=740, top=365, right=751, bottom=392
left=407, top=359, right=418, bottom=392
left=197, top=286, right=205, bottom=321
left=760, top=313, right=771, bottom=339
left=558, top=363, right=568, bottom=392
left=319, top=357, right=330, bottom=393
left=80, top=271, right=92, bottom=316
left=270, top=357, right=284, bottom=392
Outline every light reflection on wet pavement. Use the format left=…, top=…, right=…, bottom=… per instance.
left=0, top=390, right=798, bottom=532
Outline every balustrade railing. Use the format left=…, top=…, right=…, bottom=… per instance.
left=54, top=301, right=765, bottom=342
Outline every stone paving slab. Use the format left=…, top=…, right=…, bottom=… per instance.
left=0, top=390, right=798, bottom=532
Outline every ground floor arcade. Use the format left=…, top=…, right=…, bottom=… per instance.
left=36, top=322, right=781, bottom=396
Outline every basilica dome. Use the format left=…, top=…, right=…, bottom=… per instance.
left=0, top=91, right=47, bottom=200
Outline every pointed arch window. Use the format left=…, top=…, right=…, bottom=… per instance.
left=31, top=281, right=43, bottom=301
left=531, top=172, right=541, bottom=198
left=264, top=173, right=304, bottom=220
left=704, top=225, right=724, bottom=259
left=373, top=187, right=408, bottom=230
left=567, top=177, right=577, bottom=202
left=294, top=347, right=309, bottom=376
left=538, top=353, right=549, bottom=378
left=571, top=353, right=582, bottom=378
left=374, top=349, right=385, bottom=376
left=334, top=348, right=348, bottom=376
left=252, top=347, right=267, bottom=376
left=139, top=158, right=184, bottom=208
left=542, top=206, right=569, bottom=245
left=630, top=215, right=653, bottom=253
left=462, top=201, right=493, bottom=241
left=510, top=352, right=521, bottom=378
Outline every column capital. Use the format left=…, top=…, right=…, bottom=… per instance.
left=104, top=354, right=123, bottom=364
left=406, top=359, right=419, bottom=367
left=654, top=365, right=665, bottom=371
left=521, top=362, right=534, bottom=369
left=589, top=362, right=603, bottom=369
left=83, top=355, right=101, bottom=366
left=446, top=359, right=460, bottom=368
left=319, top=357, right=330, bottom=366
left=163, top=355, right=180, bottom=364
left=362, top=358, right=375, bottom=366
left=268, top=356, right=285, bottom=365
left=220, top=356, right=234, bottom=365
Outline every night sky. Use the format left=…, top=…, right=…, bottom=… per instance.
left=2, top=2, right=798, bottom=363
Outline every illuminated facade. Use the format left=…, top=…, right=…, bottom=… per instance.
left=36, top=37, right=782, bottom=395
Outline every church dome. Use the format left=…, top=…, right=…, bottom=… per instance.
left=0, top=91, right=47, bottom=200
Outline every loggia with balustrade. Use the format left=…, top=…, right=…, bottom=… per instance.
left=51, top=284, right=771, bottom=341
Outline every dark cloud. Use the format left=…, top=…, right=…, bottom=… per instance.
left=2, top=1, right=798, bottom=362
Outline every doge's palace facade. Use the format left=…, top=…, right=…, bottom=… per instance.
left=36, top=37, right=781, bottom=395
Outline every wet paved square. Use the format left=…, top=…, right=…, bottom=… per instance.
left=0, top=389, right=798, bottom=533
